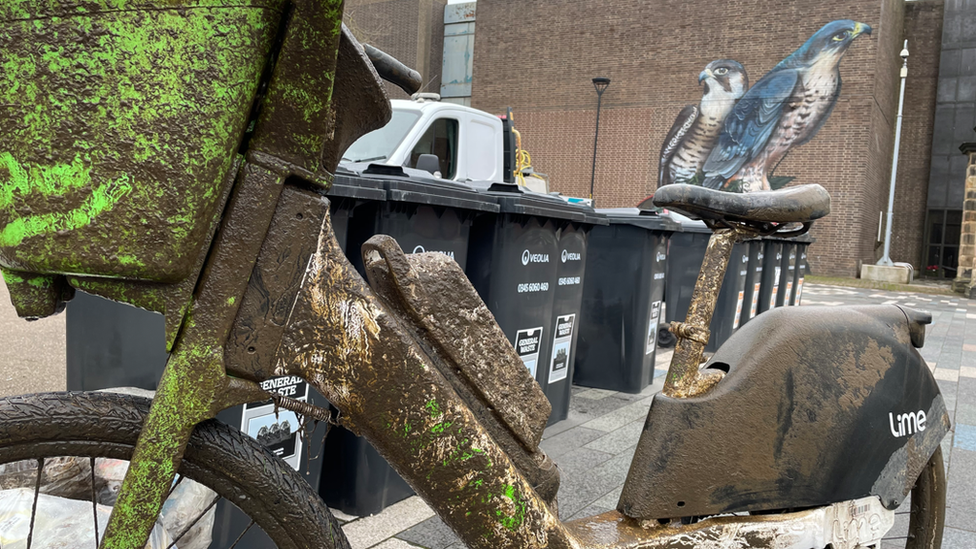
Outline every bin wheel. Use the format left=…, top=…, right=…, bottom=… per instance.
left=0, top=391, right=349, bottom=549
left=657, top=324, right=677, bottom=349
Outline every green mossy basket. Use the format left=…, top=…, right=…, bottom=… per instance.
left=0, top=1, right=286, bottom=282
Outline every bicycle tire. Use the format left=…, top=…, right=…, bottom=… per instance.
left=0, top=391, right=350, bottom=549
left=894, top=445, right=946, bottom=549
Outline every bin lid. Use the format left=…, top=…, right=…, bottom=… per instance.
left=659, top=210, right=710, bottom=233
left=468, top=182, right=589, bottom=223
left=596, top=208, right=680, bottom=231
left=572, top=204, right=609, bottom=226
left=330, top=171, right=387, bottom=201
left=355, top=164, right=499, bottom=213
left=766, top=232, right=816, bottom=243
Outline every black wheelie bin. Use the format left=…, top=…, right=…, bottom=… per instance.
left=340, top=165, right=499, bottom=274
left=775, top=239, right=798, bottom=307
left=791, top=235, right=813, bottom=305
left=757, top=239, right=785, bottom=315
left=738, top=239, right=764, bottom=328
left=574, top=209, right=677, bottom=393
left=706, top=240, right=751, bottom=352
left=544, top=206, right=607, bottom=422
left=466, top=183, right=587, bottom=424
left=319, top=167, right=498, bottom=516
left=663, top=215, right=710, bottom=328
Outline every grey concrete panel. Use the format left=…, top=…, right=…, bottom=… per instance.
left=957, top=75, right=976, bottom=102
left=928, top=155, right=952, bottom=208
left=934, top=105, right=959, bottom=156
left=939, top=77, right=959, bottom=103
left=949, top=154, right=969, bottom=205
left=942, top=49, right=962, bottom=78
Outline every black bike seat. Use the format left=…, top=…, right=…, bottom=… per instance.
left=651, top=184, right=830, bottom=225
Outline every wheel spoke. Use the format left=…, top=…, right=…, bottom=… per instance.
left=166, top=493, right=221, bottom=549
left=91, top=456, right=100, bottom=546
left=165, top=473, right=185, bottom=500
left=26, top=457, right=44, bottom=549
left=229, top=519, right=257, bottom=549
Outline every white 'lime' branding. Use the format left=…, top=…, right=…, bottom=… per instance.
left=889, top=410, right=926, bottom=437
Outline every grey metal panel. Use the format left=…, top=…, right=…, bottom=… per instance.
left=928, top=155, right=951, bottom=209
left=444, top=2, right=475, bottom=24
left=445, top=21, right=475, bottom=37
left=440, top=27, right=474, bottom=98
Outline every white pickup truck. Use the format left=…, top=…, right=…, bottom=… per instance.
left=340, top=95, right=547, bottom=192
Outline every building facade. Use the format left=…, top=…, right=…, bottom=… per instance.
left=346, top=0, right=972, bottom=279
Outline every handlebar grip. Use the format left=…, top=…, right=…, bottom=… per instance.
left=362, top=44, right=423, bottom=96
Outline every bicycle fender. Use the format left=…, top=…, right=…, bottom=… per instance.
left=619, top=305, right=950, bottom=520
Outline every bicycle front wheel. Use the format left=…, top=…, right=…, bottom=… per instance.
left=880, top=445, right=946, bottom=549
left=0, top=391, right=350, bottom=549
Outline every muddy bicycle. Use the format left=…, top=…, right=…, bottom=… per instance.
left=0, top=2, right=949, bottom=548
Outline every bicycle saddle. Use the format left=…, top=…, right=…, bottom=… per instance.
left=651, top=184, right=830, bottom=225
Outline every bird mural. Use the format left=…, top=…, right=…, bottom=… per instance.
left=701, top=19, right=872, bottom=192
left=658, top=60, right=749, bottom=187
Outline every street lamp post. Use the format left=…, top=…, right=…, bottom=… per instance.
left=878, top=41, right=909, bottom=267
left=589, top=77, right=611, bottom=204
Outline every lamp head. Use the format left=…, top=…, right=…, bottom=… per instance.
left=592, top=77, right=611, bottom=94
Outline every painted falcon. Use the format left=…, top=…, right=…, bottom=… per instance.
left=701, top=20, right=872, bottom=192
left=658, top=60, right=748, bottom=187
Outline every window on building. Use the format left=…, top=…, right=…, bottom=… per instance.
left=924, top=209, right=962, bottom=278
left=408, top=118, right=458, bottom=179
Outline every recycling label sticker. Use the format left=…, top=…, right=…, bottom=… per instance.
left=749, top=282, right=761, bottom=318
left=796, top=277, right=805, bottom=304
left=548, top=314, right=576, bottom=383
left=515, top=327, right=544, bottom=377
left=784, top=280, right=794, bottom=306
left=646, top=300, right=661, bottom=355
left=771, top=266, right=781, bottom=306
left=241, top=376, right=310, bottom=471
left=733, top=290, right=745, bottom=329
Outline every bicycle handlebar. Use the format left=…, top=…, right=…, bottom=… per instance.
left=363, top=44, right=423, bottom=96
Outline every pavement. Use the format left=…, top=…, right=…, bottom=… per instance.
left=0, top=279, right=66, bottom=398
left=0, top=282, right=973, bottom=547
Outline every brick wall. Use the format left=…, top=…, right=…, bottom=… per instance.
left=471, top=0, right=938, bottom=276
left=891, top=0, right=944, bottom=270
left=345, top=0, right=446, bottom=100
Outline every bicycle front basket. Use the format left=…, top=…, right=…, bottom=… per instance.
left=0, top=0, right=284, bottom=283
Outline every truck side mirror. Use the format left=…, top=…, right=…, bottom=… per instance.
left=416, top=154, right=441, bottom=176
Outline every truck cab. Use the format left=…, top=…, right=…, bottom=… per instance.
left=340, top=96, right=506, bottom=183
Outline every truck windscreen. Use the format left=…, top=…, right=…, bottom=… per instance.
left=342, top=110, right=421, bottom=164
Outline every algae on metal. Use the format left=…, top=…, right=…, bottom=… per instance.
left=0, top=4, right=280, bottom=281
